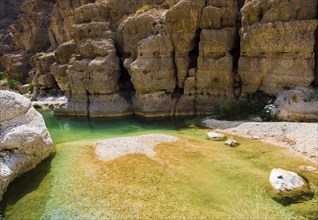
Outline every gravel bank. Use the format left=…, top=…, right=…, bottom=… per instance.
left=202, top=119, right=318, bottom=164
left=95, top=134, right=178, bottom=161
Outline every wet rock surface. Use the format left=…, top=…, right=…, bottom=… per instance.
left=0, top=90, right=53, bottom=201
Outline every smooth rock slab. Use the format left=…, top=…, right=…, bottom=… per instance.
left=95, top=134, right=177, bottom=161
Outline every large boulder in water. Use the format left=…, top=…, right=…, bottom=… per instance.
left=0, top=90, right=53, bottom=201
left=269, top=168, right=313, bottom=205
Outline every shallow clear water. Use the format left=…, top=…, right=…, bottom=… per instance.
left=0, top=111, right=317, bottom=219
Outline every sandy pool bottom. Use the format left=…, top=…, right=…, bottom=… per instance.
left=0, top=112, right=317, bottom=219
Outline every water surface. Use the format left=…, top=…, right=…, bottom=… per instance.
left=1, top=111, right=317, bottom=219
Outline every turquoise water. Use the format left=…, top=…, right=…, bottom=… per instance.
left=0, top=111, right=317, bottom=219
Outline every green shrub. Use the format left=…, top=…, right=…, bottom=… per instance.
left=216, top=92, right=270, bottom=120
left=28, top=83, right=34, bottom=93
left=8, top=79, right=21, bottom=90
left=136, top=5, right=151, bottom=14
left=0, top=72, right=4, bottom=80
left=216, top=99, right=252, bottom=120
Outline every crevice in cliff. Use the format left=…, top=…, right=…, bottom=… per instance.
left=189, top=29, right=201, bottom=69
left=190, top=29, right=202, bottom=115
left=115, top=45, right=135, bottom=103
left=313, top=23, right=318, bottom=87
left=232, top=8, right=242, bottom=98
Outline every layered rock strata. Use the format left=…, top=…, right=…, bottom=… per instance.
left=0, top=90, right=53, bottom=200
left=239, top=0, right=318, bottom=96
left=0, top=0, right=317, bottom=120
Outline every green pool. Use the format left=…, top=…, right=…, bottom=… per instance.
left=0, top=111, right=317, bottom=219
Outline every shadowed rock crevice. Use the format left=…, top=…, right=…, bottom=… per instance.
left=188, top=29, right=201, bottom=70
left=116, top=44, right=135, bottom=101
left=314, top=21, right=318, bottom=86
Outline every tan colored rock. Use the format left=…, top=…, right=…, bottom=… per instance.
left=196, top=28, right=236, bottom=97
left=239, top=56, right=315, bottom=96
left=50, top=63, right=68, bottom=91
left=239, top=0, right=318, bottom=97
left=196, top=54, right=234, bottom=97
left=174, top=95, right=196, bottom=116
left=129, top=34, right=176, bottom=94
left=199, top=28, right=236, bottom=57
left=241, top=0, right=317, bottom=27
left=87, top=55, right=120, bottom=94
left=31, top=52, right=57, bottom=89
left=241, top=21, right=317, bottom=58
left=54, top=40, right=77, bottom=64
left=0, top=51, right=32, bottom=82
left=89, top=93, right=133, bottom=118
left=118, top=12, right=157, bottom=59
left=133, top=92, right=173, bottom=117
left=166, top=0, right=205, bottom=87
left=77, top=39, right=115, bottom=59
left=0, top=91, right=53, bottom=201
left=11, top=0, right=54, bottom=52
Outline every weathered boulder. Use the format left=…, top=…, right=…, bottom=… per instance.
left=269, top=168, right=313, bottom=205
left=207, top=131, right=225, bottom=141
left=274, top=87, right=318, bottom=122
left=0, top=90, right=53, bottom=201
left=225, top=139, right=237, bottom=147
left=270, top=168, right=306, bottom=191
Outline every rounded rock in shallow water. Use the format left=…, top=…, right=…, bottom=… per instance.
left=207, top=132, right=225, bottom=141
left=225, top=139, right=237, bottom=147
left=270, top=168, right=305, bottom=191
left=269, top=168, right=313, bottom=205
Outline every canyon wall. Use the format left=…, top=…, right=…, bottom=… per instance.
left=0, top=0, right=317, bottom=119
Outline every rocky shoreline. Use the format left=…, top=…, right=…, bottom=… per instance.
left=203, top=119, right=318, bottom=164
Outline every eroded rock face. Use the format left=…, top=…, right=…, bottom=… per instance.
left=0, top=0, right=317, bottom=119
left=0, top=90, right=53, bottom=201
left=118, top=0, right=239, bottom=117
left=239, top=0, right=318, bottom=96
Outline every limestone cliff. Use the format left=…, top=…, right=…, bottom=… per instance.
left=0, top=0, right=317, bottom=120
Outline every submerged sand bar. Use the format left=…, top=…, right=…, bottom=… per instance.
left=95, top=134, right=178, bottom=161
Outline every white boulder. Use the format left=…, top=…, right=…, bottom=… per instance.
left=0, top=91, right=53, bottom=201
left=225, top=139, right=237, bottom=147
left=269, top=168, right=306, bottom=191
left=207, top=132, right=225, bottom=141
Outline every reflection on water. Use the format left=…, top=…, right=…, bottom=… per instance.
left=0, top=111, right=317, bottom=219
